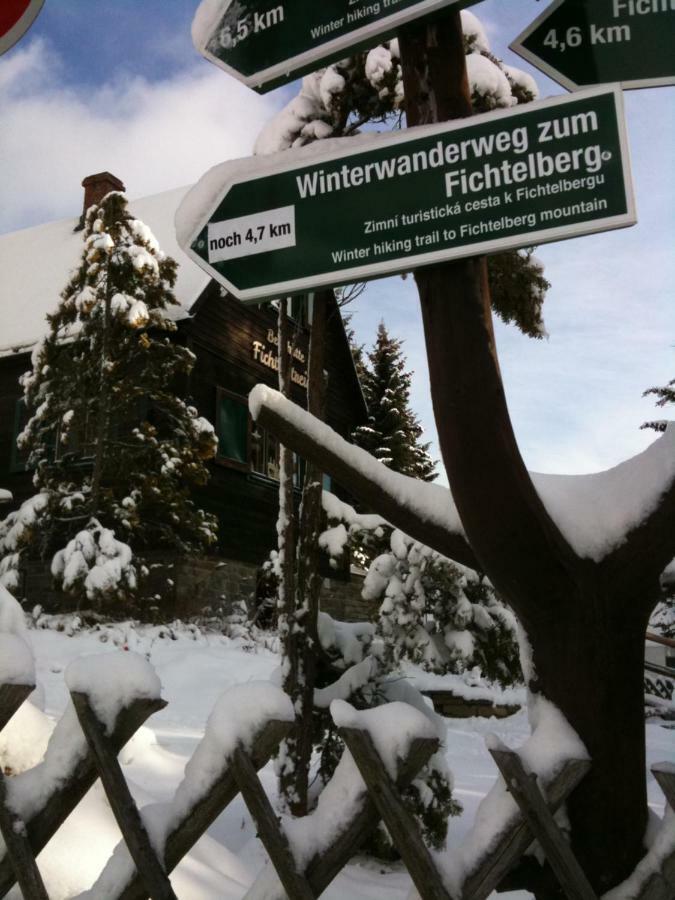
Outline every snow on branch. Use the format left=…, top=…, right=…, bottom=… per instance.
left=249, top=385, right=476, bottom=569
left=252, top=387, right=675, bottom=570
left=532, top=424, right=675, bottom=563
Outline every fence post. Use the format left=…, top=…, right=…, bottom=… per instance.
left=340, top=726, right=450, bottom=900
left=460, top=755, right=590, bottom=900
left=489, top=748, right=597, bottom=900
left=0, top=775, right=49, bottom=900
left=302, top=734, right=439, bottom=897
left=230, top=746, right=315, bottom=900
left=71, top=691, right=178, bottom=900
left=116, top=718, right=292, bottom=900
left=0, top=695, right=165, bottom=898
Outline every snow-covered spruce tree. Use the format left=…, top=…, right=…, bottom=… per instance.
left=353, top=321, right=436, bottom=481
left=642, top=377, right=675, bottom=432
left=643, top=378, right=674, bottom=636
left=255, top=10, right=548, bottom=339
left=0, top=192, right=217, bottom=606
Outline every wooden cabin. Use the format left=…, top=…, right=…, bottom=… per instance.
left=0, top=173, right=368, bottom=616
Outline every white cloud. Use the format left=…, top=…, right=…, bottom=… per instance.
left=0, top=38, right=280, bottom=233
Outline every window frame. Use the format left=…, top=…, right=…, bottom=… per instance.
left=9, top=398, right=30, bottom=473
left=214, top=387, right=250, bottom=473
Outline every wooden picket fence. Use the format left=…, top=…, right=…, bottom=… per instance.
left=0, top=672, right=673, bottom=900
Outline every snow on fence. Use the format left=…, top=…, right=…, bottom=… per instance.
left=0, top=655, right=673, bottom=900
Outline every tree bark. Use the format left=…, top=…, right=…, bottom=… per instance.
left=276, top=300, right=298, bottom=811
left=398, top=11, right=656, bottom=893
left=284, top=290, right=330, bottom=816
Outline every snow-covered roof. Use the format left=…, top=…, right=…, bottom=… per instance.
left=0, top=186, right=210, bottom=356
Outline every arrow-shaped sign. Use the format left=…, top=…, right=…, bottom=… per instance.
left=511, top=0, right=675, bottom=92
left=176, top=86, right=636, bottom=303
left=192, top=0, right=481, bottom=93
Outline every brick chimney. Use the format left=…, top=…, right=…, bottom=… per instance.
left=77, top=172, right=126, bottom=229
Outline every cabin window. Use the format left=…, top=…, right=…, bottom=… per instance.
left=10, top=399, right=31, bottom=472
left=216, top=389, right=248, bottom=468
left=55, top=411, right=96, bottom=462
left=250, top=426, right=280, bottom=481
left=250, top=427, right=305, bottom=488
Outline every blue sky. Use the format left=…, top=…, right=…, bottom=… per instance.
left=1, top=0, right=672, bottom=481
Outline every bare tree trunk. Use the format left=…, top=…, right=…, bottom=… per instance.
left=399, top=12, right=654, bottom=893
left=283, top=291, right=330, bottom=816
left=276, top=299, right=298, bottom=811
left=274, top=293, right=331, bottom=816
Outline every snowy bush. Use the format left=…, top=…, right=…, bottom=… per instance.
left=321, top=494, right=521, bottom=685
left=365, top=531, right=521, bottom=684
left=51, top=519, right=137, bottom=605
left=0, top=493, right=50, bottom=592
left=312, top=622, right=460, bottom=855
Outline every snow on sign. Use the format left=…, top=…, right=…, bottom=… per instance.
left=0, top=0, right=45, bottom=56
left=176, top=85, right=636, bottom=304
left=192, top=0, right=481, bottom=93
left=510, top=0, right=675, bottom=92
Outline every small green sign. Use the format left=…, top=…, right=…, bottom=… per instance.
left=510, top=0, right=675, bottom=92
left=177, top=86, right=636, bottom=303
left=192, top=0, right=480, bottom=93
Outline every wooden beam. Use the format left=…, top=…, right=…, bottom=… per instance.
left=0, top=775, right=48, bottom=900
left=304, top=735, right=438, bottom=895
left=230, top=746, right=315, bottom=900
left=651, top=763, right=675, bottom=811
left=254, top=397, right=477, bottom=569
left=461, top=757, right=591, bottom=900
left=340, top=726, right=450, bottom=900
left=116, top=718, right=292, bottom=900
left=71, top=692, right=177, bottom=900
left=0, top=696, right=165, bottom=898
left=490, top=748, right=597, bottom=900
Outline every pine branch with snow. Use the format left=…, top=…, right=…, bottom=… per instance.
left=642, top=377, right=674, bottom=432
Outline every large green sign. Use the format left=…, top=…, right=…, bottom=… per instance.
left=176, top=86, right=636, bottom=303
left=511, top=0, right=675, bottom=92
left=192, top=0, right=480, bottom=93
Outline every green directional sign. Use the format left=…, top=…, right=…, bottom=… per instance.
left=176, top=86, right=636, bottom=303
left=192, top=0, right=480, bottom=93
left=511, top=0, right=675, bottom=92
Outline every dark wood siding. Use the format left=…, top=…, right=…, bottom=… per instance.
left=0, top=354, right=34, bottom=505
left=183, top=287, right=366, bottom=565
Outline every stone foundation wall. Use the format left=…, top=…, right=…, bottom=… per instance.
left=17, top=556, right=374, bottom=623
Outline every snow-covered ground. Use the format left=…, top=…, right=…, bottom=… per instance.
left=4, top=621, right=674, bottom=899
